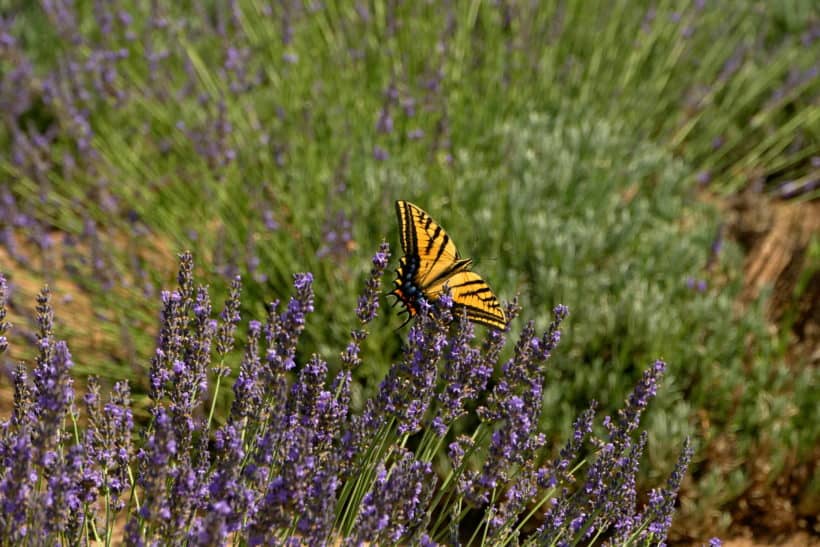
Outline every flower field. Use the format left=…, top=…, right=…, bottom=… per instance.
left=0, top=1, right=817, bottom=545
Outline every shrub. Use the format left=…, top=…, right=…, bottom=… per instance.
left=0, top=252, right=698, bottom=546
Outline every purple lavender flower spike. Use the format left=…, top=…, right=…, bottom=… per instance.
left=147, top=254, right=205, bottom=403
left=539, top=360, right=671, bottom=544
left=84, top=378, right=134, bottom=519
left=637, top=437, right=694, bottom=543
left=348, top=450, right=436, bottom=545
left=402, top=96, right=416, bottom=117
left=195, top=423, right=252, bottom=546
left=436, top=306, right=489, bottom=429
left=163, top=286, right=216, bottom=446
left=262, top=209, right=279, bottom=231
left=706, top=223, right=724, bottom=271
left=468, top=305, right=568, bottom=504
left=33, top=339, right=75, bottom=465
left=129, top=406, right=178, bottom=541
left=0, top=426, right=36, bottom=542
left=44, top=443, right=94, bottom=538
left=215, top=275, right=243, bottom=356
left=176, top=251, right=195, bottom=304
left=376, top=109, right=394, bottom=134
left=191, top=286, right=215, bottom=382
left=487, top=456, right=543, bottom=539
left=265, top=273, right=314, bottom=376
left=612, top=360, right=665, bottom=441
left=317, top=209, right=354, bottom=260
left=0, top=275, right=9, bottom=354
left=373, top=145, right=389, bottom=161
left=538, top=401, right=598, bottom=490
left=10, top=363, right=34, bottom=430
left=230, top=319, right=263, bottom=422
left=250, top=352, right=344, bottom=545
left=355, top=241, right=391, bottom=326
left=0, top=16, right=16, bottom=49
left=343, top=242, right=391, bottom=373
left=366, top=307, right=448, bottom=436
left=35, top=285, right=54, bottom=346
left=606, top=431, right=649, bottom=542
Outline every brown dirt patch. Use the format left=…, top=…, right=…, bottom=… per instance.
left=0, top=224, right=178, bottom=420
left=709, top=193, right=820, bottom=544
left=721, top=532, right=820, bottom=546
left=728, top=194, right=820, bottom=364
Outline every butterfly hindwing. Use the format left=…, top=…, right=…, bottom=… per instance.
left=393, top=200, right=507, bottom=330
left=426, top=271, right=507, bottom=330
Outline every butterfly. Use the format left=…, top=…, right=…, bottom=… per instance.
left=391, top=200, right=507, bottom=329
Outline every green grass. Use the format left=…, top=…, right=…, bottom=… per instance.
left=1, top=0, right=817, bottom=539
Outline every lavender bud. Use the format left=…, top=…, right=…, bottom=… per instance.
left=216, top=276, right=242, bottom=356
left=373, top=145, right=388, bottom=161
left=0, top=275, right=10, bottom=353
left=355, top=242, right=390, bottom=325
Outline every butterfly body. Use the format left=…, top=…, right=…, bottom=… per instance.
left=392, top=200, right=506, bottom=330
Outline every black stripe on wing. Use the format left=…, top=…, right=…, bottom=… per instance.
left=460, top=306, right=507, bottom=329
left=449, top=279, right=501, bottom=305
left=395, top=200, right=418, bottom=256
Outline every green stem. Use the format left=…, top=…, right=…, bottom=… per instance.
left=127, top=464, right=141, bottom=512
left=504, top=459, right=588, bottom=546
left=337, top=417, right=396, bottom=535
left=428, top=423, right=491, bottom=538
left=206, top=364, right=225, bottom=430
left=104, top=481, right=112, bottom=547
left=466, top=487, right=496, bottom=547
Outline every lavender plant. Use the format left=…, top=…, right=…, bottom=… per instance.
left=0, top=250, right=696, bottom=545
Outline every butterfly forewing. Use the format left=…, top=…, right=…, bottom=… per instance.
left=395, top=200, right=470, bottom=285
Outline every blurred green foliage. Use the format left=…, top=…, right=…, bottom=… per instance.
left=1, top=0, right=817, bottom=538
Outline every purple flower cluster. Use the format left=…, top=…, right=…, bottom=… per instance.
left=0, top=283, right=93, bottom=542
left=359, top=294, right=456, bottom=441
left=0, top=275, right=8, bottom=354
left=355, top=240, right=391, bottom=326
left=536, top=360, right=692, bottom=546
left=435, top=312, right=491, bottom=431
left=474, top=307, right=569, bottom=497
left=83, top=377, right=133, bottom=527
left=0, top=250, right=698, bottom=544
left=349, top=449, right=436, bottom=545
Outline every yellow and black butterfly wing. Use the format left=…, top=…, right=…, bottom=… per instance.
left=426, top=271, right=507, bottom=330
left=395, top=200, right=471, bottom=286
